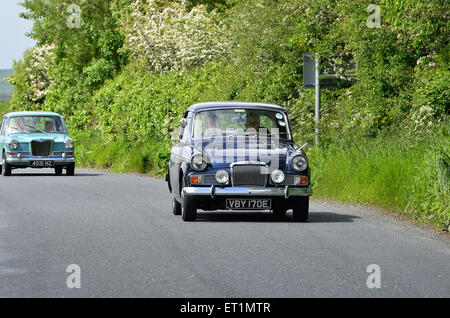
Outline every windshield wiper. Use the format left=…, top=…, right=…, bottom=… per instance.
left=9, top=126, right=30, bottom=134
left=25, top=124, right=46, bottom=134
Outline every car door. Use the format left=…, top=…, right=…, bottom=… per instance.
left=0, top=116, right=6, bottom=161
left=169, top=112, right=193, bottom=197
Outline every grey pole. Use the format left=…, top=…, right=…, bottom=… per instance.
left=314, top=55, right=320, bottom=146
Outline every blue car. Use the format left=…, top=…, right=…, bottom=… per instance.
left=0, top=111, right=75, bottom=176
left=166, top=102, right=312, bottom=222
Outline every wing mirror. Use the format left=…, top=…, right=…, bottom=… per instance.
left=180, top=118, right=188, bottom=128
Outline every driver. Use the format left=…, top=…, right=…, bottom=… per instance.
left=44, top=121, right=53, bottom=132
left=245, top=112, right=260, bottom=133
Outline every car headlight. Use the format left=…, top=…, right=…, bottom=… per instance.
left=291, top=154, right=308, bottom=171
left=271, top=169, right=285, bottom=184
left=191, top=153, right=208, bottom=171
left=9, top=140, right=19, bottom=150
left=215, top=169, right=229, bottom=184
left=65, top=139, right=74, bottom=149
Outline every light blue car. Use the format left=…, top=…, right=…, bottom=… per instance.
left=0, top=111, right=75, bottom=176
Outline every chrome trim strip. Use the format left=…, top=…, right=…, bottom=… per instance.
left=183, top=186, right=311, bottom=197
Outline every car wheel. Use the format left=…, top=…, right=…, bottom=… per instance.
left=66, top=163, right=75, bottom=176
left=182, top=194, right=197, bottom=221
left=172, top=197, right=182, bottom=215
left=292, top=197, right=309, bottom=222
left=55, top=166, right=63, bottom=176
left=181, top=177, right=196, bottom=221
left=2, top=153, right=11, bottom=176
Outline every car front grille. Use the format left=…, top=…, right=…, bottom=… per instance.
left=31, top=140, right=52, bottom=157
left=231, top=163, right=267, bottom=186
left=202, top=174, right=220, bottom=185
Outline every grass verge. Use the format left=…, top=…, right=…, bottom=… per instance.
left=308, top=127, right=449, bottom=231
left=72, top=132, right=171, bottom=176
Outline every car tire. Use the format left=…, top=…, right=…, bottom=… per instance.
left=172, top=197, right=182, bottom=215
left=180, top=177, right=197, bottom=221
left=55, top=166, right=63, bottom=176
left=182, top=194, right=197, bottom=221
left=2, top=153, right=11, bottom=176
left=292, top=197, right=309, bottom=222
left=66, top=163, right=75, bottom=176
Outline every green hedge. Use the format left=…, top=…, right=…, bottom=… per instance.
left=308, top=127, right=449, bottom=230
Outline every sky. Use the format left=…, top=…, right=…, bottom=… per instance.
left=0, top=1, right=36, bottom=69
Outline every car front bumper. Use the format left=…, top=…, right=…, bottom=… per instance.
left=183, top=185, right=311, bottom=199
left=6, top=156, right=75, bottom=166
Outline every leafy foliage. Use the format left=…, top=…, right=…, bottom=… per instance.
left=8, top=0, right=450, bottom=229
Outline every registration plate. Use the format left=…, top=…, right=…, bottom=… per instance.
left=30, top=160, right=54, bottom=167
left=226, top=199, right=271, bottom=210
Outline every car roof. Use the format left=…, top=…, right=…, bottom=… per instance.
left=187, top=101, right=286, bottom=113
left=4, top=111, right=63, bottom=118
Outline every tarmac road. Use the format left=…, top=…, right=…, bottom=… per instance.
left=0, top=168, right=448, bottom=297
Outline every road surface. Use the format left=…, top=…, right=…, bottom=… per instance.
left=0, top=168, right=448, bottom=297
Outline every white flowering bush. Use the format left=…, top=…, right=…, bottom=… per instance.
left=123, top=0, right=231, bottom=72
left=8, top=44, right=56, bottom=103
left=29, top=45, right=56, bottom=100
left=410, top=104, right=435, bottom=132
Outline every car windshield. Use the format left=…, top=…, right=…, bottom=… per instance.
left=6, top=116, right=66, bottom=134
left=193, top=109, right=291, bottom=140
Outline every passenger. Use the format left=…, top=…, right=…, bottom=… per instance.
left=204, top=113, right=221, bottom=138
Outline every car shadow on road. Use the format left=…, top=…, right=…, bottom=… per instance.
left=195, top=211, right=360, bottom=223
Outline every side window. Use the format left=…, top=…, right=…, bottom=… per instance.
left=0, top=117, right=6, bottom=135
left=178, top=126, right=185, bottom=141
left=179, top=113, right=192, bottom=142
left=260, top=115, right=277, bottom=130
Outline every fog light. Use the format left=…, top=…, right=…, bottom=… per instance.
left=271, top=170, right=285, bottom=184
left=215, top=170, right=229, bottom=184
